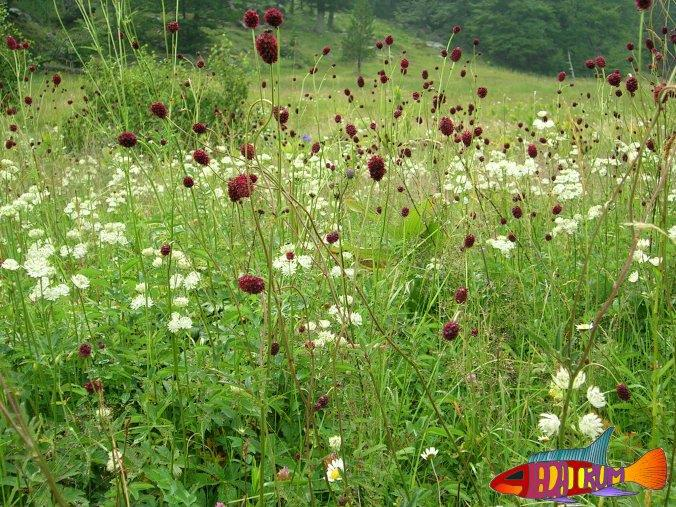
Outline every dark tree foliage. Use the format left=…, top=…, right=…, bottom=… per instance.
left=396, top=0, right=638, bottom=74
left=342, top=0, right=375, bottom=71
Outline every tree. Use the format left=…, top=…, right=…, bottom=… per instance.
left=342, top=0, right=374, bottom=72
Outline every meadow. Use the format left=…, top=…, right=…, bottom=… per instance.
left=0, top=1, right=674, bottom=506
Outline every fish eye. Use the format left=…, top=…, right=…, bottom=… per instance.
left=506, top=470, right=524, bottom=480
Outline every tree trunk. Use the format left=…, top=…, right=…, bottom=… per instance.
left=327, top=0, right=335, bottom=30
left=316, top=0, right=325, bottom=32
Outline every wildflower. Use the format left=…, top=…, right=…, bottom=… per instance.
left=442, top=320, right=460, bottom=340
left=594, top=55, right=606, bottom=68
left=150, top=102, right=168, bottom=119
left=511, top=206, right=523, bottom=219
left=552, top=203, right=562, bottom=215
left=106, top=449, right=123, bottom=472
left=117, top=131, right=137, bottom=148
left=160, top=243, right=172, bottom=256
left=240, top=143, right=256, bottom=160
left=71, top=274, right=90, bottom=290
left=635, top=0, right=652, bottom=10
left=131, top=294, right=154, bottom=310
left=84, top=378, right=103, bottom=394
left=477, top=86, right=488, bottom=99
left=192, top=149, right=210, bottom=166
left=628, top=271, right=639, bottom=283
left=183, top=176, right=194, bottom=188
left=464, top=234, right=476, bottom=248
left=326, top=458, right=344, bottom=482
left=626, top=75, right=638, bottom=94
left=256, top=31, right=278, bottom=65
left=243, top=9, right=259, bottom=29
left=314, top=394, right=329, bottom=411
left=228, top=173, right=257, bottom=202
left=538, top=413, right=561, bottom=437
left=325, top=230, right=340, bottom=244
left=421, top=447, right=439, bottom=460
left=166, top=21, right=180, bottom=33
left=552, top=216, right=579, bottom=237
left=183, top=271, right=201, bottom=290
left=276, top=466, right=291, bottom=481
left=607, top=71, right=622, bottom=87
left=439, top=116, right=454, bottom=136
left=486, top=236, right=516, bottom=258
left=367, top=155, right=386, bottom=182
left=264, top=7, right=283, bottom=27
left=450, top=46, right=462, bottom=62
left=616, top=383, right=631, bottom=401
left=192, top=122, right=207, bottom=134
left=557, top=71, right=566, bottom=82
left=167, top=312, right=192, bottom=333
left=553, top=367, right=586, bottom=390
left=5, top=35, right=19, bottom=50
left=238, top=274, right=265, bottom=294
left=527, top=143, right=538, bottom=158
left=1, top=258, right=20, bottom=271
left=329, top=435, right=342, bottom=451
left=454, top=286, right=468, bottom=304
left=78, top=343, right=92, bottom=358
left=586, top=386, right=607, bottom=408
left=52, top=74, right=62, bottom=86
left=578, top=413, right=604, bottom=440
left=400, top=207, right=410, bottom=217
left=385, top=34, right=394, bottom=45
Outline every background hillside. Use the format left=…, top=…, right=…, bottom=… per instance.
left=2, top=0, right=668, bottom=76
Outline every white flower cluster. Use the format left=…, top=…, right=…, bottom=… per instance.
left=486, top=236, right=516, bottom=258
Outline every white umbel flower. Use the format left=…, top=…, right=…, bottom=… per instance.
left=578, top=413, right=604, bottom=440
left=1, top=258, right=20, bottom=271
left=538, top=413, right=561, bottom=437
left=586, top=386, right=607, bottom=408
left=71, top=274, right=90, bottom=290
left=167, top=312, right=192, bottom=333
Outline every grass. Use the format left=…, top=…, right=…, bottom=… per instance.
left=0, top=2, right=674, bottom=506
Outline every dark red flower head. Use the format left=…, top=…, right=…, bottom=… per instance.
left=78, top=343, right=92, bottom=358
left=512, top=206, right=523, bottom=219
left=450, top=46, right=462, bottom=62
left=167, top=21, right=180, bottom=33
left=256, top=31, right=278, bottom=64
left=557, top=71, right=566, bottom=82
left=228, top=173, right=257, bottom=202
left=183, top=175, right=194, bottom=188
left=616, top=383, right=631, bottom=400
left=357, top=75, right=365, bottom=87
left=626, top=75, right=638, bottom=94
left=160, top=243, right=171, bottom=256
left=192, top=122, right=207, bottom=134
left=5, top=36, right=19, bottom=50
left=452, top=25, right=462, bottom=34
left=345, top=124, right=357, bottom=137
left=477, top=86, right=488, bottom=99
left=594, top=55, right=606, bottom=68
left=635, top=0, right=652, bottom=10
left=464, top=234, right=476, bottom=248
left=325, top=230, right=340, bottom=244
left=375, top=40, right=384, bottom=49
left=84, top=379, right=103, bottom=394
left=192, top=149, right=210, bottom=165
left=238, top=274, right=265, bottom=294
left=367, top=155, right=386, bottom=182
left=264, top=7, right=284, bottom=27
left=454, top=287, right=468, bottom=304
left=461, top=130, right=473, bottom=147
left=552, top=203, right=563, bottom=215
left=439, top=116, right=454, bottom=136
left=400, top=58, right=409, bottom=69
left=118, top=131, right=137, bottom=148
left=384, top=35, right=394, bottom=46
left=150, top=101, right=168, bottom=119
left=585, top=59, right=596, bottom=69
left=607, top=70, right=622, bottom=87
left=323, top=46, right=331, bottom=55
left=314, top=394, right=329, bottom=411
left=243, top=9, right=259, bottom=29
left=274, top=106, right=289, bottom=124
left=527, top=143, right=538, bottom=158
left=52, top=74, right=62, bottom=86
left=442, top=321, right=460, bottom=340
left=240, top=143, right=256, bottom=160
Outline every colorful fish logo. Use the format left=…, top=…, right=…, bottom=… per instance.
left=490, top=428, right=666, bottom=504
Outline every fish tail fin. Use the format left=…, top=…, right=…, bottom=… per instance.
left=625, top=448, right=667, bottom=490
